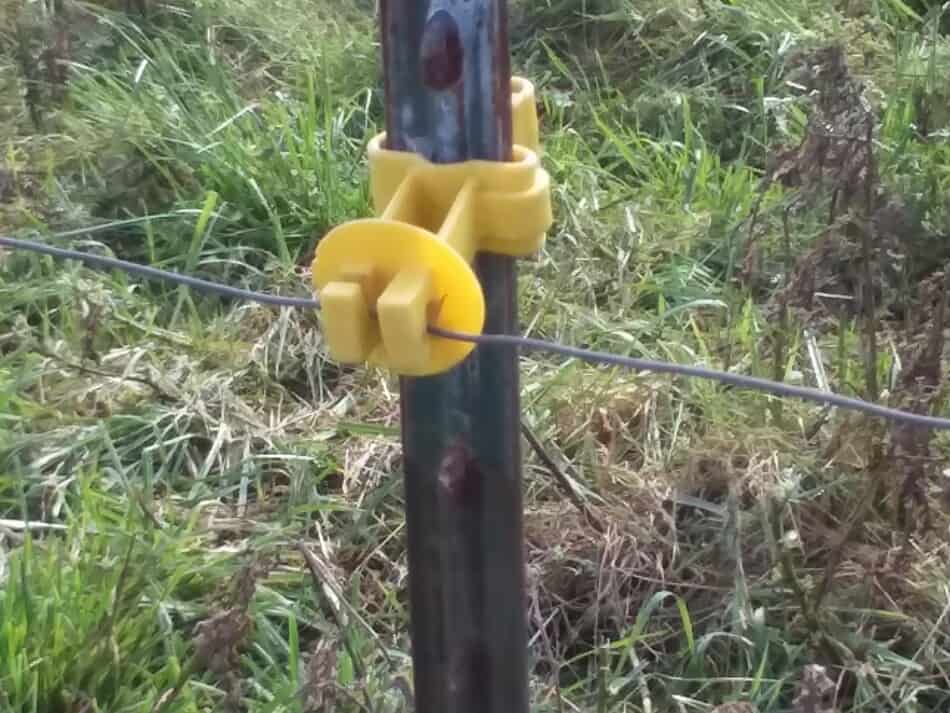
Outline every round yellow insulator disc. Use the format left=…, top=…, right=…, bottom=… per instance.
left=311, top=219, right=485, bottom=375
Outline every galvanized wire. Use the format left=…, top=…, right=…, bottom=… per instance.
left=0, top=237, right=321, bottom=309
left=430, top=327, right=950, bottom=430
left=4, top=235, right=950, bottom=430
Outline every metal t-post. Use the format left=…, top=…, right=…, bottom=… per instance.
left=379, top=2, right=529, bottom=712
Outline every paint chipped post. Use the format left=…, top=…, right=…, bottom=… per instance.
left=382, top=2, right=528, bottom=712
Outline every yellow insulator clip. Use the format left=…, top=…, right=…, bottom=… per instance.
left=312, top=76, right=553, bottom=376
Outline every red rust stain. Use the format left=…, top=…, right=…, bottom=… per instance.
left=420, top=10, right=464, bottom=91
left=438, top=441, right=482, bottom=506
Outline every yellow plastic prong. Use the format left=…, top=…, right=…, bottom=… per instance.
left=311, top=75, right=551, bottom=376
left=376, top=267, right=433, bottom=373
left=319, top=281, right=378, bottom=364
left=437, top=179, right=477, bottom=263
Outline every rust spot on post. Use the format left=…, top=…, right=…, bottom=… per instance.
left=420, top=10, right=464, bottom=91
left=438, top=442, right=483, bottom=506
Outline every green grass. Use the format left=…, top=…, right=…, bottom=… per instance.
left=2, top=0, right=950, bottom=711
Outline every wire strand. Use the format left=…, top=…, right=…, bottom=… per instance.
left=4, top=235, right=949, bottom=430
left=428, top=327, right=950, bottom=431
left=0, top=237, right=321, bottom=309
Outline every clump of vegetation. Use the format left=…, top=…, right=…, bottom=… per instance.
left=2, top=1, right=948, bottom=711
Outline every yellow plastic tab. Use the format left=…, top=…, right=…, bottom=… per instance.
left=311, top=75, right=552, bottom=376
left=319, top=281, right=377, bottom=364
left=511, top=77, right=540, bottom=154
left=377, top=267, right=432, bottom=374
